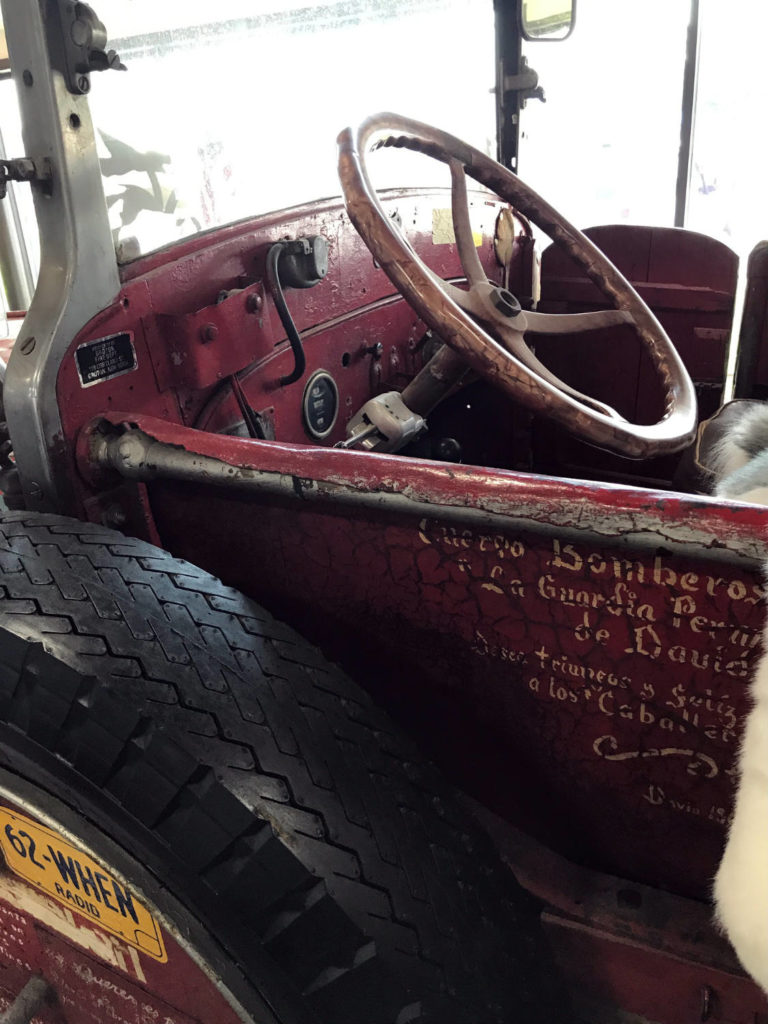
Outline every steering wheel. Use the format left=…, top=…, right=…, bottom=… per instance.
left=337, top=113, right=697, bottom=459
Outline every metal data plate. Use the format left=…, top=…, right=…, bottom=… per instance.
left=75, top=332, right=137, bottom=388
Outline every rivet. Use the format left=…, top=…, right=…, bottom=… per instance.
left=20, top=336, right=36, bottom=355
left=199, top=323, right=218, bottom=343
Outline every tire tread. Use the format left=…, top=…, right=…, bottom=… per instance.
left=0, top=513, right=565, bottom=1024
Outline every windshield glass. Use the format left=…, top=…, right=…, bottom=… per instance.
left=686, top=0, right=768, bottom=257
left=78, top=0, right=496, bottom=259
left=517, top=0, right=691, bottom=230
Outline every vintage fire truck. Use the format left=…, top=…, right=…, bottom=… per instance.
left=0, top=1, right=766, bottom=1022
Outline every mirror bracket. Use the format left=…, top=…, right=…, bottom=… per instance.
left=503, top=57, right=546, bottom=106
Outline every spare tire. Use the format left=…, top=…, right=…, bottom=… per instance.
left=0, top=512, right=569, bottom=1024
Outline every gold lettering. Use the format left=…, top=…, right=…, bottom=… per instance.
left=598, top=691, right=615, bottom=716
left=586, top=552, right=607, bottom=574
left=653, top=556, right=677, bottom=586
left=611, top=556, right=645, bottom=583
left=727, top=579, right=747, bottom=601
left=626, top=624, right=662, bottom=658
left=551, top=539, right=582, bottom=572
left=538, top=574, right=556, bottom=600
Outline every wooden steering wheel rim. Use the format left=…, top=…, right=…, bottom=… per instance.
left=337, top=112, right=697, bottom=459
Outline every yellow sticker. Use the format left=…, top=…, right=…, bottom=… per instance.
left=0, top=807, right=167, bottom=962
left=431, top=208, right=483, bottom=247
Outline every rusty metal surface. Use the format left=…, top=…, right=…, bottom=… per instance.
left=53, top=187, right=519, bottom=520
left=471, top=801, right=768, bottom=1024
left=86, top=411, right=768, bottom=565
left=87, top=409, right=768, bottom=569
left=79, top=410, right=768, bottom=898
left=46, top=173, right=768, bottom=1015
left=547, top=922, right=768, bottom=1024
left=337, top=113, right=697, bottom=457
left=140, top=467, right=763, bottom=899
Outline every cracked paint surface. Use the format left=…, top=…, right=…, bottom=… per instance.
left=148, top=468, right=768, bottom=900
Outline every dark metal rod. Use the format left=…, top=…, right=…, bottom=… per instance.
left=674, top=0, right=700, bottom=227
left=0, top=976, right=50, bottom=1024
left=266, top=242, right=306, bottom=387
left=0, top=127, right=34, bottom=310
left=494, top=0, right=523, bottom=171
left=90, top=427, right=768, bottom=569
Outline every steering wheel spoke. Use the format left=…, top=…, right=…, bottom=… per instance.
left=338, top=113, right=697, bottom=459
left=448, top=157, right=488, bottom=288
left=493, top=319, right=627, bottom=421
left=524, top=308, right=633, bottom=334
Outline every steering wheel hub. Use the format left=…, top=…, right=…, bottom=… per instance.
left=490, top=287, right=522, bottom=319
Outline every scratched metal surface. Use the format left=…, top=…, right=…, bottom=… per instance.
left=88, top=412, right=768, bottom=900
left=55, top=185, right=768, bottom=902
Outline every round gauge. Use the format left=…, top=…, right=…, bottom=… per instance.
left=302, top=369, right=339, bottom=440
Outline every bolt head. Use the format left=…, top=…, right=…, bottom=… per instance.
left=200, top=323, right=218, bottom=343
left=246, top=292, right=263, bottom=313
left=490, top=288, right=522, bottom=318
left=14, top=159, right=35, bottom=180
left=71, top=19, right=91, bottom=47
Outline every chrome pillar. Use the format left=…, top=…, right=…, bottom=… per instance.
left=1, top=0, right=120, bottom=509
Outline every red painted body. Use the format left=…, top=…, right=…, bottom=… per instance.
left=89, top=409, right=766, bottom=901
left=13, top=187, right=766, bottom=1018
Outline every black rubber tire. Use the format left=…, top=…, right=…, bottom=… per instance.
left=0, top=512, right=568, bottom=1024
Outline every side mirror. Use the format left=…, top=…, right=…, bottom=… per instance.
left=520, top=0, right=575, bottom=41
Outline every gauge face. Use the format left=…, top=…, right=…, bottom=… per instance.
left=302, top=370, right=339, bottom=440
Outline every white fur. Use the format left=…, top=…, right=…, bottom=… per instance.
left=713, top=644, right=768, bottom=992
left=711, top=403, right=768, bottom=486
left=714, top=442, right=751, bottom=482
left=713, top=403, right=768, bottom=993
left=722, top=484, right=768, bottom=507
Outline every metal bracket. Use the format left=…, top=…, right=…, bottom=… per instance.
left=0, top=157, right=52, bottom=201
left=503, top=56, right=546, bottom=107
left=338, top=391, right=426, bottom=453
left=45, top=0, right=125, bottom=95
